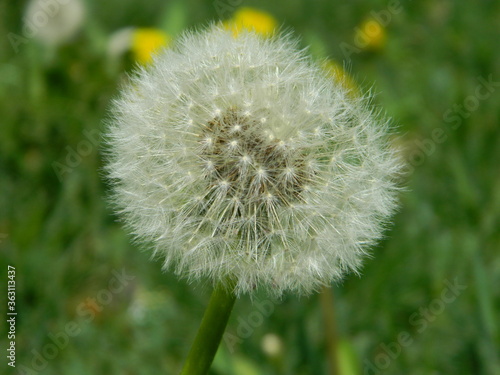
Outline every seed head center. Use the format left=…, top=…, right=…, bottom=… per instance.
left=199, top=109, right=311, bottom=206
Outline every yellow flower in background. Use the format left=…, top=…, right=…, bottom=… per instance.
left=132, top=28, right=171, bottom=64
left=355, top=17, right=386, bottom=51
left=323, top=60, right=360, bottom=97
left=224, top=7, right=277, bottom=37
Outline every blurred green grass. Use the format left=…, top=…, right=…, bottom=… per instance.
left=0, top=0, right=499, bottom=374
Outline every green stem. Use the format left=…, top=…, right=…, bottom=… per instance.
left=320, top=286, right=339, bottom=375
left=180, top=280, right=237, bottom=375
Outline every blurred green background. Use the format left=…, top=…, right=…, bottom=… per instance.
left=1, top=0, right=499, bottom=374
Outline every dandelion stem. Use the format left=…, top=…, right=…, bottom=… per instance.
left=179, top=280, right=237, bottom=375
left=320, top=286, right=339, bottom=375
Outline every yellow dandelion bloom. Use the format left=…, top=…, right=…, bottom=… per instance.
left=132, top=28, right=171, bottom=65
left=355, top=18, right=386, bottom=51
left=224, top=7, right=277, bottom=37
left=323, top=60, right=360, bottom=97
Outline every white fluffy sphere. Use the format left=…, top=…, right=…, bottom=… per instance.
left=105, top=26, right=401, bottom=296
left=25, top=0, right=86, bottom=47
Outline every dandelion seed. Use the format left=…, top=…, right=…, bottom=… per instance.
left=105, top=26, right=401, bottom=296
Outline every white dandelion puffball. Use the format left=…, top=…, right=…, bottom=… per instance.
left=106, top=26, right=401, bottom=296
left=25, top=0, right=86, bottom=47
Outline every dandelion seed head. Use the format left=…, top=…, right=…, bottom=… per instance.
left=25, top=0, right=86, bottom=47
left=105, top=26, right=401, bottom=296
